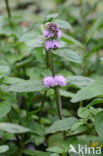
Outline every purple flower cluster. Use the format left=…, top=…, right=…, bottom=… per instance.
left=43, top=75, right=67, bottom=88
left=43, top=76, right=55, bottom=88
left=43, top=23, right=62, bottom=51
left=43, top=23, right=62, bottom=39
left=45, top=40, right=61, bottom=51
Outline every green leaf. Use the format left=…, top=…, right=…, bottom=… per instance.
left=0, top=101, right=11, bottom=119
left=86, top=98, right=103, bottom=108
left=78, top=107, right=90, bottom=119
left=67, top=76, right=94, bottom=88
left=95, top=111, right=103, bottom=138
left=62, top=33, right=83, bottom=48
left=46, top=117, right=78, bottom=134
left=0, top=24, right=22, bottom=38
left=52, top=49, right=82, bottom=63
left=47, top=146, right=65, bottom=154
left=23, top=149, right=50, bottom=156
left=50, top=153, right=59, bottom=156
left=54, top=20, right=72, bottom=29
left=19, top=31, right=40, bottom=42
left=0, top=123, right=30, bottom=133
left=6, top=80, right=44, bottom=92
left=87, top=16, right=103, bottom=42
left=60, top=90, right=74, bottom=98
left=0, top=145, right=9, bottom=153
left=25, top=37, right=43, bottom=48
left=0, top=66, right=10, bottom=79
left=71, top=121, right=85, bottom=131
left=71, top=81, right=103, bottom=103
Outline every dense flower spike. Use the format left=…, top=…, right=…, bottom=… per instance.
left=54, top=75, right=67, bottom=87
left=43, top=23, right=62, bottom=39
left=43, top=76, right=55, bottom=88
left=45, top=40, right=61, bottom=51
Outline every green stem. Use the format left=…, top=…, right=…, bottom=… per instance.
left=5, top=0, right=11, bottom=18
left=47, top=51, right=62, bottom=119
left=80, top=0, right=87, bottom=76
left=79, top=101, right=83, bottom=107
left=54, top=87, right=62, bottom=119
left=48, top=52, right=55, bottom=77
left=39, top=91, right=47, bottom=123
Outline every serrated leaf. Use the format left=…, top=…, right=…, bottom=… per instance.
left=71, top=81, right=103, bottom=103
left=0, top=123, right=30, bottom=133
left=52, top=49, right=82, bottom=63
left=0, top=145, right=9, bottom=153
left=46, top=117, right=78, bottom=134
left=6, top=80, right=44, bottom=92
left=0, top=101, right=11, bottom=119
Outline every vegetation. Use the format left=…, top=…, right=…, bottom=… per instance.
left=0, top=0, right=103, bottom=155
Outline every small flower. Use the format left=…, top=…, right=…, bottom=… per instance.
left=43, top=23, right=62, bottom=39
left=45, top=40, right=61, bottom=51
left=43, top=76, right=55, bottom=88
left=54, top=75, right=67, bottom=87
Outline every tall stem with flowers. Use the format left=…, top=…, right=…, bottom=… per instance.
left=43, top=23, right=67, bottom=119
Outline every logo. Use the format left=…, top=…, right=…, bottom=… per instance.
left=69, top=144, right=101, bottom=155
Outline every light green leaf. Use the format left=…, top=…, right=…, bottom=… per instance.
left=67, top=76, right=95, bottom=88
left=62, top=33, right=83, bottom=48
left=23, top=149, right=50, bottom=156
left=50, top=153, right=59, bottom=156
left=78, top=107, right=90, bottom=119
left=87, top=16, right=103, bottom=42
left=19, top=31, right=39, bottom=42
left=52, top=49, right=82, bottom=63
left=25, top=36, right=43, bottom=48
left=71, top=81, right=103, bottom=103
left=54, top=20, right=72, bottom=29
left=71, top=121, right=85, bottom=131
left=6, top=80, right=44, bottom=92
left=0, top=101, right=11, bottom=119
left=47, top=146, right=65, bottom=154
left=0, top=123, right=30, bottom=133
left=86, top=98, right=103, bottom=108
left=0, top=66, right=10, bottom=79
left=95, top=111, right=103, bottom=138
left=46, top=117, right=78, bottom=134
left=60, top=90, right=74, bottom=98
left=0, top=145, right=9, bottom=153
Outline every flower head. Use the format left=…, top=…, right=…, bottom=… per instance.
left=54, top=75, right=67, bottom=87
left=45, top=40, right=61, bottom=51
left=43, top=76, right=55, bottom=88
left=43, top=23, right=62, bottom=39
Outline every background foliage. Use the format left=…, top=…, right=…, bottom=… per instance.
left=0, top=0, right=103, bottom=155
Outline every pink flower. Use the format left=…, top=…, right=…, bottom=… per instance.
left=43, top=76, right=55, bottom=88
left=54, top=75, right=67, bottom=87
left=45, top=40, right=61, bottom=51
left=43, top=23, right=62, bottom=39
